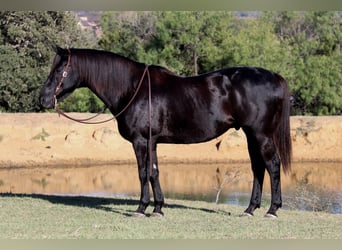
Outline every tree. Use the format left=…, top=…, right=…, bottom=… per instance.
left=146, top=11, right=235, bottom=75
left=0, top=11, right=99, bottom=112
left=99, top=11, right=156, bottom=63
left=99, top=11, right=233, bottom=76
left=217, top=17, right=291, bottom=74
left=99, top=11, right=342, bottom=115
left=265, top=11, right=342, bottom=115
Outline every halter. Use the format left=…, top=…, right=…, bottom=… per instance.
left=54, top=48, right=71, bottom=108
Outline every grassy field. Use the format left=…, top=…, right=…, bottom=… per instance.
left=0, top=193, right=341, bottom=239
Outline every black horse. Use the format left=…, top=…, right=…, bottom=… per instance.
left=39, top=46, right=292, bottom=218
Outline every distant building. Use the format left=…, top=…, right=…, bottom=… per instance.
left=74, top=11, right=103, bottom=39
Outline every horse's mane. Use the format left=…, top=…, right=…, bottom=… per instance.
left=70, top=49, right=144, bottom=96
left=70, top=48, right=180, bottom=94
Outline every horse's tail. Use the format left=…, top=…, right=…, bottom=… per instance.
left=274, top=73, right=292, bottom=174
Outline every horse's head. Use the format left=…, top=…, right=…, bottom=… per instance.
left=39, top=46, right=79, bottom=109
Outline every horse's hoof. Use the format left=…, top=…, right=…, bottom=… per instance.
left=240, top=212, right=253, bottom=217
left=264, top=213, right=278, bottom=219
left=151, top=212, right=164, bottom=218
left=132, top=212, right=146, bottom=218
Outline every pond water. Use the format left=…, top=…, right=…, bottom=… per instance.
left=0, top=162, right=341, bottom=214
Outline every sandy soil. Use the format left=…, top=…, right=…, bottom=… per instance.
left=0, top=113, right=341, bottom=168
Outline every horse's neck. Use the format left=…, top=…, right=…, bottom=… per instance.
left=78, top=56, right=141, bottom=113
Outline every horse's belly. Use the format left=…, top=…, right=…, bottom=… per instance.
left=158, top=119, right=232, bottom=144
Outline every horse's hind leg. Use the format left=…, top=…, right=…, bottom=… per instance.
left=264, top=144, right=282, bottom=217
left=243, top=128, right=266, bottom=216
left=255, top=134, right=282, bottom=217
left=243, top=128, right=282, bottom=217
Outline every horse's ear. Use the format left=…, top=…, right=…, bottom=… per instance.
left=52, top=45, right=66, bottom=55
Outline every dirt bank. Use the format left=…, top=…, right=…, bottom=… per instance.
left=0, top=113, right=341, bottom=168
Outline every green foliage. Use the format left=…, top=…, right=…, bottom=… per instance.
left=100, top=11, right=234, bottom=75
left=265, top=11, right=342, bottom=115
left=99, top=12, right=155, bottom=62
left=149, top=12, right=234, bottom=75
left=1, top=11, right=341, bottom=115
left=219, top=17, right=291, bottom=74
left=58, top=88, right=105, bottom=113
left=0, top=11, right=97, bottom=112
left=99, top=11, right=342, bottom=115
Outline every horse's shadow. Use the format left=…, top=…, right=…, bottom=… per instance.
left=0, top=193, right=231, bottom=217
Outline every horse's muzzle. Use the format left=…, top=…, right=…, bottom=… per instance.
left=39, top=94, right=55, bottom=109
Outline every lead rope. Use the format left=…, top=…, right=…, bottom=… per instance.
left=147, top=67, right=153, bottom=177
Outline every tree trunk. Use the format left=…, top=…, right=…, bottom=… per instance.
left=193, top=50, right=198, bottom=75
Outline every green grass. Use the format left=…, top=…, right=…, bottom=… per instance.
left=0, top=194, right=341, bottom=239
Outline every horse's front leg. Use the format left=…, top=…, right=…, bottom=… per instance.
left=133, top=139, right=150, bottom=216
left=149, top=143, right=164, bottom=216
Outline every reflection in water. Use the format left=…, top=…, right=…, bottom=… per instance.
left=0, top=162, right=341, bottom=214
